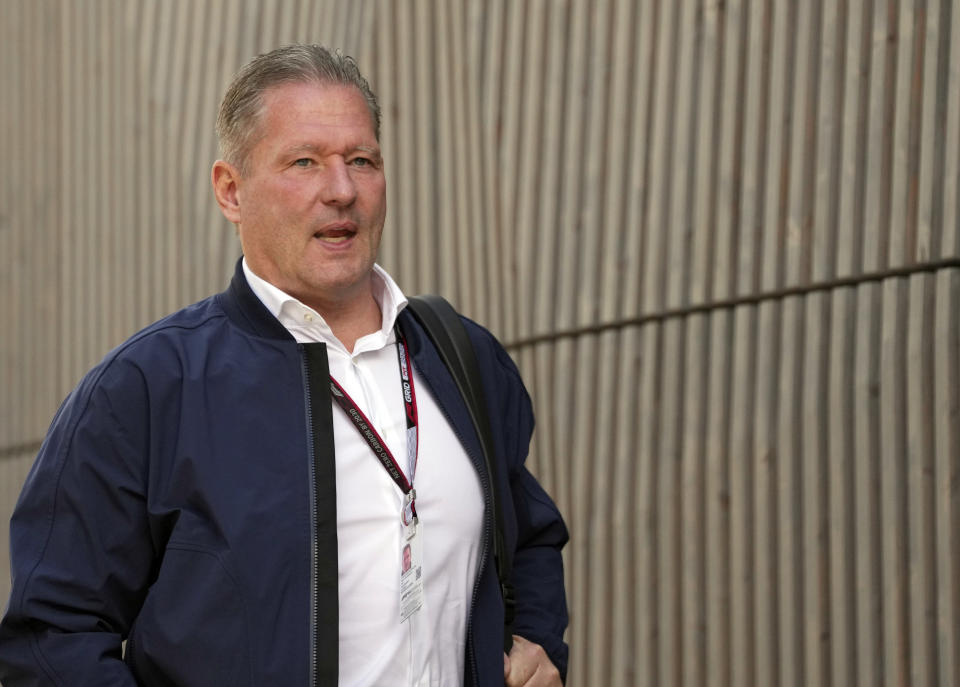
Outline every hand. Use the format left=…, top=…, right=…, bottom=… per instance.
left=503, top=635, right=562, bottom=686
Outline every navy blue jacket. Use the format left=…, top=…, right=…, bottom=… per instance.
left=0, top=262, right=568, bottom=686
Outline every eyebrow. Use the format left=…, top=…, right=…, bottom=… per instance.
left=282, top=143, right=381, bottom=158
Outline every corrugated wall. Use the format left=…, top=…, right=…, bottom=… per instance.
left=2, top=1, right=959, bottom=685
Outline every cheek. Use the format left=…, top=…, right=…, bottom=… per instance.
left=358, top=175, right=387, bottom=207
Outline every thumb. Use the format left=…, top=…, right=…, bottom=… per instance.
left=504, top=652, right=510, bottom=679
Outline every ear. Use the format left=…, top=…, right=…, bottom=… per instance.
left=212, top=160, right=242, bottom=224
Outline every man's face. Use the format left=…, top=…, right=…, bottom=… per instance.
left=227, top=81, right=386, bottom=309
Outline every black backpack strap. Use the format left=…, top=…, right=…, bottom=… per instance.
left=405, top=295, right=515, bottom=653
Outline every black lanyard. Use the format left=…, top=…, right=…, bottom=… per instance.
left=329, top=328, right=420, bottom=524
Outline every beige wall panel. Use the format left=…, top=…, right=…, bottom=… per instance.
left=3, top=1, right=960, bottom=685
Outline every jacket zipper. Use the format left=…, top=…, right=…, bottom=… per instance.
left=300, top=348, right=321, bottom=687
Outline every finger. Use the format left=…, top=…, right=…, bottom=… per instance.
left=505, top=636, right=561, bottom=687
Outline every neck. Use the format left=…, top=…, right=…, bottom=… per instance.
left=308, top=282, right=382, bottom=352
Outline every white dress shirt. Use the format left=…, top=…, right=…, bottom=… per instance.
left=243, top=259, right=484, bottom=687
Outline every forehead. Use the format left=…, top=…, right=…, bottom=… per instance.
left=257, top=81, right=376, bottom=140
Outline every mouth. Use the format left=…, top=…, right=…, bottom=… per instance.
left=313, top=222, right=357, bottom=245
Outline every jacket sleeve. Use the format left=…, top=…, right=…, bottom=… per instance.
left=0, top=357, right=155, bottom=685
left=482, top=334, right=570, bottom=681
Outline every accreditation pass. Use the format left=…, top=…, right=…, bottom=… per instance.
left=400, top=521, right=424, bottom=622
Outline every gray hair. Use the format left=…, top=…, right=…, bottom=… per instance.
left=216, top=44, right=381, bottom=172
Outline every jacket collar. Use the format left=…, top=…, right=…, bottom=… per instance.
left=218, top=258, right=297, bottom=341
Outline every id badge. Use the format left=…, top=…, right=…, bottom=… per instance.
left=400, top=524, right=424, bottom=623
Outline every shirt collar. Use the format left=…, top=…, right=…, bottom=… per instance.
left=241, top=257, right=408, bottom=354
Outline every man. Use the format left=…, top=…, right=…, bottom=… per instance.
left=0, top=45, right=568, bottom=686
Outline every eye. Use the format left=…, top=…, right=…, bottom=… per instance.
left=293, top=158, right=313, bottom=167
left=350, top=157, right=371, bottom=168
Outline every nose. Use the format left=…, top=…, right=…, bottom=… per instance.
left=320, top=158, right=357, bottom=206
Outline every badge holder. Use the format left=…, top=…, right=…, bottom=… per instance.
left=400, top=490, right=424, bottom=622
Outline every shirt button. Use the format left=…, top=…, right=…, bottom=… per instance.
left=304, top=312, right=314, bottom=322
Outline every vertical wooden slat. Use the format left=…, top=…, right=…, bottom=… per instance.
left=942, top=0, right=960, bottom=260
left=643, top=0, right=678, bottom=314
left=801, top=292, right=831, bottom=687
left=705, top=309, right=733, bottom=687
left=665, top=0, right=697, bottom=312
left=610, top=327, right=640, bottom=685
left=933, top=270, right=960, bottom=687
left=566, top=335, right=596, bottom=686
left=866, top=0, right=898, bottom=272
left=778, top=296, right=805, bottom=687
left=636, top=324, right=663, bottom=687
left=620, top=0, right=657, bottom=321
left=0, top=0, right=16, bottom=455
left=444, top=0, right=472, bottom=314
left=729, top=305, right=757, bottom=687
left=754, top=299, right=782, bottom=687
left=889, top=1, right=921, bottom=267
left=431, top=0, right=457, bottom=302
left=578, top=0, right=614, bottom=329
left=681, top=313, right=708, bottom=687
left=375, top=0, right=398, bottom=275
left=460, top=0, right=490, bottom=323
left=657, top=318, right=684, bottom=687
left=690, top=0, right=724, bottom=307
left=494, top=0, right=525, bottom=341
left=917, top=0, right=943, bottom=262
left=854, top=281, right=885, bottom=687
left=597, top=0, right=637, bottom=320
left=477, top=0, right=506, bottom=333
left=828, top=284, right=858, bottom=687
left=761, top=1, right=796, bottom=293
left=511, top=0, right=541, bottom=339
left=393, top=1, right=418, bottom=294
left=837, top=0, right=871, bottom=279
left=880, top=277, right=911, bottom=687
left=907, top=273, right=938, bottom=687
